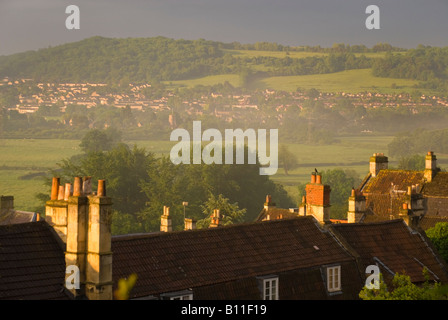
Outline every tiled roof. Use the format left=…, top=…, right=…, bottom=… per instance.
left=0, top=210, right=39, bottom=226
left=255, top=208, right=299, bottom=221
left=419, top=215, right=448, bottom=231
left=361, top=170, right=425, bottom=217
left=0, top=221, right=69, bottom=300
left=111, top=216, right=355, bottom=299
left=362, top=170, right=425, bottom=194
left=329, top=220, right=448, bottom=284
left=421, top=172, right=448, bottom=197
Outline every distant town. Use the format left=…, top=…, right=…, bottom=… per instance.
left=3, top=77, right=448, bottom=126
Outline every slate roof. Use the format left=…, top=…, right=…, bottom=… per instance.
left=255, top=207, right=299, bottom=222
left=111, top=216, right=356, bottom=299
left=329, top=220, right=448, bottom=285
left=0, top=210, right=39, bottom=226
left=359, top=169, right=448, bottom=224
left=0, top=221, right=69, bottom=300
left=421, top=172, right=448, bottom=197
left=362, top=170, right=425, bottom=195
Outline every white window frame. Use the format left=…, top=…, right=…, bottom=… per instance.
left=170, top=294, right=193, bottom=300
left=262, top=277, right=279, bottom=300
left=327, top=265, right=341, bottom=292
left=161, top=290, right=193, bottom=300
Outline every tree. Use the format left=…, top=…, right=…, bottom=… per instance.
left=397, top=154, right=425, bottom=171
left=359, top=270, right=448, bottom=300
left=426, top=222, right=448, bottom=263
left=79, top=128, right=122, bottom=153
left=196, top=193, right=246, bottom=228
left=278, top=145, right=299, bottom=175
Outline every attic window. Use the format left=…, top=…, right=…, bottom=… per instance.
left=327, top=266, right=341, bottom=292
left=263, top=277, right=278, bottom=300
left=161, top=289, right=193, bottom=300
left=257, top=275, right=279, bottom=300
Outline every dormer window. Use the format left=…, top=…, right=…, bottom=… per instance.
left=257, top=275, right=279, bottom=300
left=161, top=289, right=193, bottom=300
left=327, top=266, right=341, bottom=292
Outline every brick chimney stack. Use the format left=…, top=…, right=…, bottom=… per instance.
left=46, top=177, right=69, bottom=243
left=305, top=172, right=331, bottom=224
left=369, top=153, right=388, bottom=178
left=424, top=151, right=437, bottom=182
left=347, top=188, right=366, bottom=223
left=264, top=194, right=276, bottom=211
left=46, top=177, right=113, bottom=300
left=160, top=206, right=172, bottom=232
left=210, top=209, right=221, bottom=228
left=184, top=218, right=197, bottom=231
left=85, top=179, right=113, bottom=300
left=65, top=177, right=88, bottom=298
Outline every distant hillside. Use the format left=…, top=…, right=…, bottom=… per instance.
left=0, top=36, right=230, bottom=83
left=0, top=36, right=375, bottom=84
left=1, top=37, right=446, bottom=94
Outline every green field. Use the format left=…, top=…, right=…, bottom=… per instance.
left=0, top=136, right=392, bottom=212
left=255, top=69, right=420, bottom=93
left=3, top=136, right=447, bottom=212
left=163, top=69, right=423, bottom=95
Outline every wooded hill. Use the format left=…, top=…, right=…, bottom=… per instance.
left=0, top=36, right=400, bottom=84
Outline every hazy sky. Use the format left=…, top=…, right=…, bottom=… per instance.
left=0, top=0, right=447, bottom=56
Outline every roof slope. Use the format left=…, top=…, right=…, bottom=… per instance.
left=421, top=172, right=448, bottom=197
left=112, top=216, right=355, bottom=298
left=362, top=170, right=425, bottom=194
left=329, top=220, right=448, bottom=284
left=0, top=210, right=38, bottom=226
left=0, top=221, right=68, bottom=300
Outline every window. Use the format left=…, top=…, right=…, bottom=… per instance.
left=263, top=277, right=279, bottom=300
left=161, top=290, right=193, bottom=300
left=327, top=266, right=341, bottom=292
left=170, top=294, right=193, bottom=300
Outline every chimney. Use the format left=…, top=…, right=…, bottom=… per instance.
left=63, top=178, right=113, bottom=300
left=305, top=172, right=331, bottom=224
left=45, top=177, right=69, bottom=243
left=424, top=151, right=437, bottom=182
left=264, top=195, right=276, bottom=210
left=210, top=209, right=221, bottom=228
left=399, top=202, right=412, bottom=227
left=1, top=195, right=14, bottom=212
left=160, top=206, right=172, bottom=232
left=64, top=183, right=72, bottom=201
left=298, top=196, right=306, bottom=216
left=369, top=153, right=388, bottom=177
left=184, top=218, right=197, bottom=231
left=65, top=177, right=89, bottom=298
left=51, top=177, right=60, bottom=200
left=82, top=176, right=92, bottom=195
left=347, top=188, right=366, bottom=223
left=404, top=185, right=425, bottom=218
left=85, top=179, right=113, bottom=300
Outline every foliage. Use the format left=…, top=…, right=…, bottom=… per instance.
left=114, top=274, right=138, bottom=300
left=359, top=270, right=448, bottom=300
left=196, top=193, right=246, bottom=228
left=43, top=133, right=294, bottom=234
left=278, top=145, right=299, bottom=175
left=79, top=128, right=122, bottom=153
left=388, top=128, right=448, bottom=159
left=0, top=37, right=375, bottom=84
left=396, top=154, right=425, bottom=171
left=425, top=222, right=448, bottom=263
